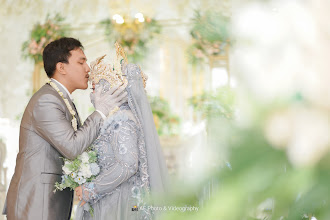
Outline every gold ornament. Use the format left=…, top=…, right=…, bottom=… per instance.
left=115, top=41, right=128, bottom=65
left=138, top=65, right=148, bottom=88
left=89, top=42, right=147, bottom=88
left=89, top=54, right=127, bottom=87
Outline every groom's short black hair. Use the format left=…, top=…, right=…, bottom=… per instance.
left=43, top=37, right=83, bottom=78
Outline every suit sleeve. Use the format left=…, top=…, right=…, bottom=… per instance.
left=32, top=93, right=103, bottom=160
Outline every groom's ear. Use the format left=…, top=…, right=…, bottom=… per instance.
left=56, top=62, right=66, bottom=76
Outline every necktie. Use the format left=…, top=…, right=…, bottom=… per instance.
left=71, top=101, right=82, bottom=127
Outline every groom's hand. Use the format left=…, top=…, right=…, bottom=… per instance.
left=91, top=81, right=128, bottom=117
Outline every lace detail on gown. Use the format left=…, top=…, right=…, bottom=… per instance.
left=81, top=109, right=153, bottom=219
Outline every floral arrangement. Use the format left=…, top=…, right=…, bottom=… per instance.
left=148, top=96, right=181, bottom=136
left=187, top=10, right=230, bottom=65
left=101, top=15, right=161, bottom=62
left=22, top=14, right=67, bottom=63
left=188, top=86, right=235, bottom=120
left=54, top=148, right=100, bottom=192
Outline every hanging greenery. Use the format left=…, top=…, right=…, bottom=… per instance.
left=187, top=10, right=230, bottom=65
left=188, top=86, right=235, bottom=120
left=21, top=14, right=68, bottom=63
left=148, top=96, right=181, bottom=136
left=101, top=15, right=161, bottom=63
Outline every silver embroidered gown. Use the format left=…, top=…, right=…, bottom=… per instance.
left=76, top=105, right=151, bottom=220
left=75, top=63, right=169, bottom=220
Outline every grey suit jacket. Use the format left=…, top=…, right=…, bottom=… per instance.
left=2, top=81, right=103, bottom=220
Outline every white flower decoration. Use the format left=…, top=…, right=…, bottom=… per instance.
left=80, top=152, right=89, bottom=163
left=48, top=80, right=77, bottom=131
left=90, top=163, right=100, bottom=176
left=74, top=176, right=86, bottom=185
left=80, top=164, right=92, bottom=178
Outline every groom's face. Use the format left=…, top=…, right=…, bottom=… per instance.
left=63, top=48, right=90, bottom=92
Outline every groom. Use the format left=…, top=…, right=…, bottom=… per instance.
left=2, top=37, right=127, bottom=220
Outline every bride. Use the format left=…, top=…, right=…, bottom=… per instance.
left=74, top=43, right=169, bottom=220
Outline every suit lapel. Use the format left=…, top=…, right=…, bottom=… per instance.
left=49, top=80, right=82, bottom=128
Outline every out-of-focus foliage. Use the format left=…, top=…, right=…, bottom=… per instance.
left=161, top=100, right=330, bottom=219
left=188, top=86, right=235, bottom=120
left=148, top=96, right=181, bottom=136
left=163, top=0, right=330, bottom=216
left=21, top=14, right=68, bottom=63
left=187, top=10, right=230, bottom=65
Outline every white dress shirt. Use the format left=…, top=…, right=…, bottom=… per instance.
left=50, top=78, right=106, bottom=119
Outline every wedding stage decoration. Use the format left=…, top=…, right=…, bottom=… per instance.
left=21, top=14, right=66, bottom=63
left=187, top=10, right=230, bottom=65
left=188, top=86, right=235, bottom=120
left=101, top=13, right=161, bottom=62
left=21, top=14, right=68, bottom=93
left=188, top=86, right=234, bottom=168
left=148, top=96, right=180, bottom=136
left=161, top=1, right=330, bottom=220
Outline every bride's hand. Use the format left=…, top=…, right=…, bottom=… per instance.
left=90, top=81, right=128, bottom=117
left=75, top=186, right=86, bottom=207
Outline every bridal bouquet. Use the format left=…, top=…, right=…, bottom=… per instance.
left=54, top=148, right=100, bottom=192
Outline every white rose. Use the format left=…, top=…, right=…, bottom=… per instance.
left=80, top=164, right=92, bottom=178
left=80, top=152, right=89, bottom=163
left=90, top=163, right=100, bottom=176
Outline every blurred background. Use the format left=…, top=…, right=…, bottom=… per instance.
left=0, top=0, right=329, bottom=219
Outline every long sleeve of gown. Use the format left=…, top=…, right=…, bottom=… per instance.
left=82, top=118, right=139, bottom=204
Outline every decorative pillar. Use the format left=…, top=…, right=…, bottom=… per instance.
left=32, top=62, right=47, bottom=93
